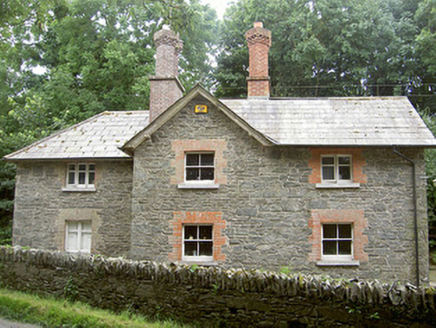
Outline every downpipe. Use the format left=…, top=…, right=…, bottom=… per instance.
left=392, top=146, right=420, bottom=287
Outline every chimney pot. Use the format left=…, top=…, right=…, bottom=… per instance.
left=253, top=22, right=263, bottom=28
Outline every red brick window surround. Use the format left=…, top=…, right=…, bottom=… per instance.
left=169, top=211, right=226, bottom=264
left=171, top=139, right=227, bottom=189
left=308, top=209, right=368, bottom=266
left=308, top=148, right=366, bottom=188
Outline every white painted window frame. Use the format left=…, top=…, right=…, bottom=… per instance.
left=63, top=163, right=96, bottom=191
left=65, top=220, right=92, bottom=253
left=182, top=224, right=214, bottom=262
left=317, top=155, right=360, bottom=188
left=179, top=152, right=218, bottom=189
left=321, top=155, right=352, bottom=183
left=321, top=223, right=353, bottom=262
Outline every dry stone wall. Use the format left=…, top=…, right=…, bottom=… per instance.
left=0, top=247, right=435, bottom=327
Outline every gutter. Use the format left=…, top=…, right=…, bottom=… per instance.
left=392, top=146, right=420, bottom=287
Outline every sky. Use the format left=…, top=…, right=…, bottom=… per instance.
left=201, top=0, right=232, bottom=19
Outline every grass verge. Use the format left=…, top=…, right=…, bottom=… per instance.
left=0, top=288, right=186, bottom=328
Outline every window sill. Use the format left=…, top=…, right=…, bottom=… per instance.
left=62, top=186, right=96, bottom=192
left=316, top=182, right=360, bottom=189
left=317, top=260, right=360, bottom=266
left=178, top=260, right=218, bottom=266
left=178, top=182, right=219, bottom=189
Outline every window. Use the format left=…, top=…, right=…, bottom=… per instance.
left=185, top=153, right=214, bottom=182
left=65, top=221, right=92, bottom=253
left=182, top=225, right=213, bottom=261
left=65, top=163, right=95, bottom=190
left=172, top=139, right=227, bottom=189
left=321, top=155, right=352, bottom=183
left=322, top=224, right=352, bottom=259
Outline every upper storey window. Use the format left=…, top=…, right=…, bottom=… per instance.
left=171, top=139, right=227, bottom=189
left=321, top=155, right=352, bottom=183
left=63, top=163, right=96, bottom=191
left=185, top=153, right=215, bottom=182
left=309, top=149, right=366, bottom=189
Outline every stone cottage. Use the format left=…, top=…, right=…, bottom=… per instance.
left=5, top=23, right=436, bottom=285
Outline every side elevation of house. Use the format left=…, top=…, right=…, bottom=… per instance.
left=5, top=23, right=436, bottom=286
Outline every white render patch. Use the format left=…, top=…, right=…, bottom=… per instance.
left=221, top=97, right=436, bottom=146
left=5, top=111, right=150, bottom=160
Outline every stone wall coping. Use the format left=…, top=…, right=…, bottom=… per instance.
left=1, top=246, right=434, bottom=312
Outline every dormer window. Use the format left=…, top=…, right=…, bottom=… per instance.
left=63, top=163, right=96, bottom=192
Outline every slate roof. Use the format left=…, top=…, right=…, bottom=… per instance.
left=5, top=90, right=436, bottom=161
left=222, top=97, right=436, bottom=146
left=4, top=111, right=149, bottom=160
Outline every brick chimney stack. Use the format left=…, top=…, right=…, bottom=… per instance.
left=149, top=25, right=185, bottom=121
left=245, top=22, right=272, bottom=98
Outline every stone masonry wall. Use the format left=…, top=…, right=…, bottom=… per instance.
left=13, top=160, right=133, bottom=257
left=0, top=247, right=435, bottom=327
left=130, top=94, right=429, bottom=285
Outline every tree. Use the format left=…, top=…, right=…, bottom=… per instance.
left=0, top=0, right=220, bottom=244
left=215, top=0, right=425, bottom=99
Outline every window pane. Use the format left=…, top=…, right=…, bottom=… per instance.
left=339, top=166, right=351, bottom=180
left=200, top=168, right=214, bottom=180
left=184, top=226, right=197, bottom=240
left=338, top=156, right=351, bottom=165
left=184, top=242, right=197, bottom=256
left=67, top=232, right=78, bottom=251
left=323, top=241, right=337, bottom=255
left=322, top=166, right=335, bottom=180
left=323, top=224, right=337, bottom=238
left=338, top=241, right=352, bottom=255
left=81, top=233, right=92, bottom=252
left=88, top=172, right=95, bottom=185
left=186, top=168, right=199, bottom=181
left=78, top=172, right=86, bottom=184
left=78, top=164, right=86, bottom=171
left=199, top=242, right=213, bottom=256
left=68, top=164, right=76, bottom=171
left=199, top=226, right=212, bottom=240
left=89, top=164, right=95, bottom=171
left=322, top=157, right=334, bottom=165
left=186, top=154, right=199, bottom=166
left=82, top=221, right=92, bottom=232
left=201, top=154, right=214, bottom=166
left=68, top=172, right=75, bottom=185
left=338, top=225, right=351, bottom=238
left=68, top=221, right=79, bottom=231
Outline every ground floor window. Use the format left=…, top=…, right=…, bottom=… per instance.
left=65, top=221, right=92, bottom=253
left=183, top=225, right=213, bottom=261
left=322, top=224, right=353, bottom=258
left=308, top=209, right=368, bottom=265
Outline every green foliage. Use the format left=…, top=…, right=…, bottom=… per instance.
left=420, top=110, right=436, bottom=251
left=0, top=288, right=189, bottom=327
left=279, top=266, right=292, bottom=276
left=211, top=283, right=219, bottom=295
left=0, top=0, right=219, bottom=238
left=63, top=276, right=79, bottom=302
left=215, top=0, right=433, bottom=103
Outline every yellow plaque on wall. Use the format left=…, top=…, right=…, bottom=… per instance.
left=195, top=105, right=208, bottom=113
